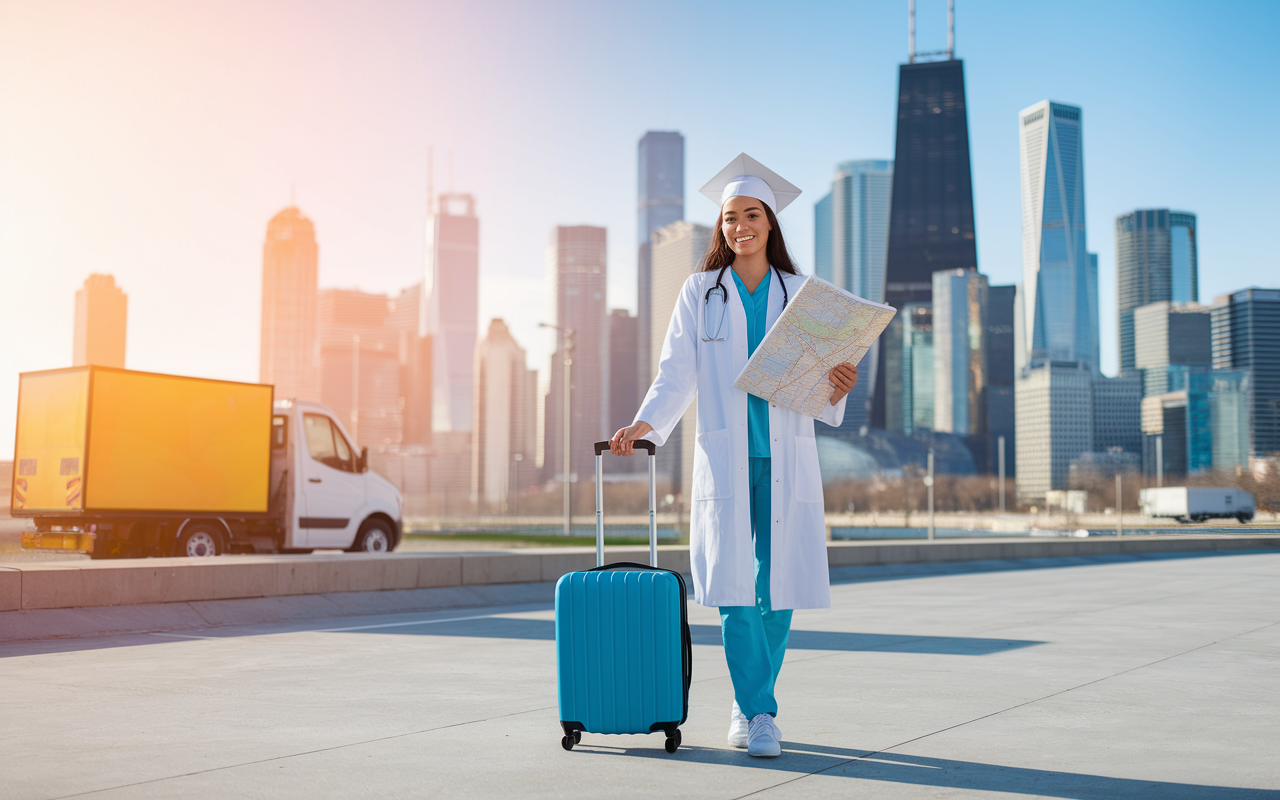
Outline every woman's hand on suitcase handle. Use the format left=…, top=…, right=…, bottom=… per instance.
left=828, top=362, right=858, bottom=405
left=610, top=421, right=654, bottom=456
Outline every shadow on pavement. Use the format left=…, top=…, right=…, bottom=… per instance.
left=348, top=617, right=1042, bottom=655
left=569, top=741, right=1278, bottom=798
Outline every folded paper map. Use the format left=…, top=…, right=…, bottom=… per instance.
left=733, top=276, right=897, bottom=418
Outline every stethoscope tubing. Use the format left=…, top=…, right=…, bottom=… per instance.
left=702, top=264, right=788, bottom=342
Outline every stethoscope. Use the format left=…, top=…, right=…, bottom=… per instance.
left=702, top=264, right=789, bottom=342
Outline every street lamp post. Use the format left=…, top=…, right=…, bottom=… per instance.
left=925, top=449, right=935, bottom=541
left=540, top=323, right=575, bottom=538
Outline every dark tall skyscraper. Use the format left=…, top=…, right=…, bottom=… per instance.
left=872, top=58, right=978, bottom=429
left=637, top=132, right=684, bottom=406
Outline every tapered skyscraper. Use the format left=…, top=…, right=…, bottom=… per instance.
left=260, top=207, right=320, bottom=401
left=1018, top=100, right=1099, bottom=372
left=872, top=50, right=978, bottom=429
left=637, top=132, right=684, bottom=406
left=427, top=193, right=479, bottom=432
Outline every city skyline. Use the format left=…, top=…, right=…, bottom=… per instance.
left=2, top=0, right=1278, bottom=459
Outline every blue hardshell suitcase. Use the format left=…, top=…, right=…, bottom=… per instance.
left=555, top=440, right=692, bottom=753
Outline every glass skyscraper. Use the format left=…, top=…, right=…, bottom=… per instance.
left=872, top=58, right=977, bottom=429
left=813, top=160, right=894, bottom=302
left=427, top=193, right=480, bottom=432
left=814, top=159, right=893, bottom=430
left=1116, top=209, right=1199, bottom=376
left=636, top=132, right=685, bottom=407
left=1212, top=287, right=1280, bottom=455
left=1018, top=100, right=1099, bottom=373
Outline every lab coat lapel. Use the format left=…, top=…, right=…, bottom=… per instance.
left=727, top=270, right=749, bottom=375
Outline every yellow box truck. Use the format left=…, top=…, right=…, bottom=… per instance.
left=11, top=366, right=402, bottom=558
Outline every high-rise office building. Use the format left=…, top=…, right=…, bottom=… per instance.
left=1209, top=369, right=1253, bottom=471
left=649, top=221, right=709, bottom=496
left=872, top=56, right=978, bottom=428
left=815, top=159, right=893, bottom=430
left=1116, top=209, right=1198, bottom=376
left=884, top=304, right=933, bottom=436
left=1141, top=366, right=1250, bottom=478
left=637, top=132, right=685, bottom=409
left=815, top=160, right=894, bottom=302
left=1016, top=362, right=1092, bottom=501
left=814, top=193, right=833, bottom=284
left=1133, top=301, right=1212, bottom=396
left=932, top=269, right=987, bottom=439
left=1015, top=363, right=1140, bottom=500
left=317, top=289, right=401, bottom=449
left=1212, top=287, right=1280, bottom=455
left=986, top=285, right=1018, bottom=476
left=389, top=284, right=432, bottom=446
left=73, top=274, right=127, bottom=368
left=1091, top=374, right=1143, bottom=455
left=427, top=193, right=479, bottom=432
left=260, top=206, right=320, bottom=401
left=472, top=319, right=536, bottom=509
left=1018, top=100, right=1099, bottom=372
left=608, top=309, right=639, bottom=433
left=544, top=226, right=609, bottom=485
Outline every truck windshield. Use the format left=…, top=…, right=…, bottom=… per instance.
left=303, top=413, right=356, bottom=472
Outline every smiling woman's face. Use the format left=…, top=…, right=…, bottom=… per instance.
left=721, top=195, right=771, bottom=258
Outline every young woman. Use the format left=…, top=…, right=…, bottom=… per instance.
left=609, top=154, right=858, bottom=758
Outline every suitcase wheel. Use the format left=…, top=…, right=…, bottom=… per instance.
left=562, top=735, right=575, bottom=751
left=665, top=729, right=681, bottom=754
left=573, top=730, right=582, bottom=744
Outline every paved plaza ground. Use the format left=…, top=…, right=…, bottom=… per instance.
left=2, top=551, right=1279, bottom=799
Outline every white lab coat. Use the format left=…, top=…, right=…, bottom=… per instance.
left=636, top=268, right=846, bottom=610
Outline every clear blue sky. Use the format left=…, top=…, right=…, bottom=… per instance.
left=2, top=0, right=1277, bottom=457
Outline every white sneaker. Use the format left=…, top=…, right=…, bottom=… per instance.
left=747, top=713, right=781, bottom=758
left=727, top=701, right=749, bottom=748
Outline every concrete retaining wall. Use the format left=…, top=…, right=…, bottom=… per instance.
left=1, top=536, right=1278, bottom=613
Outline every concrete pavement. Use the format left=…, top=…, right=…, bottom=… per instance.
left=2, top=551, right=1279, bottom=798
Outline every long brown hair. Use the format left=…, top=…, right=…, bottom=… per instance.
left=700, top=202, right=801, bottom=275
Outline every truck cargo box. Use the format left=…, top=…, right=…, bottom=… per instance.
left=11, top=366, right=273, bottom=516
left=1139, top=486, right=1255, bottom=522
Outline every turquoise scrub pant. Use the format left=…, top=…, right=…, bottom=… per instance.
left=719, top=457, right=793, bottom=719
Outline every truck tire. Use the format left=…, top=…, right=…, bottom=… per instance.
left=173, top=523, right=223, bottom=557
left=348, top=519, right=393, bottom=554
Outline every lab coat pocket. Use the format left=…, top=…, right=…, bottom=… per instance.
left=693, top=429, right=734, bottom=500
left=794, top=443, right=824, bottom=504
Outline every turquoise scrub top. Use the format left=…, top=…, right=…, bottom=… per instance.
left=730, top=267, right=772, bottom=458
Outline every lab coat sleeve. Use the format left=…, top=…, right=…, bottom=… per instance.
left=816, top=390, right=847, bottom=428
left=634, top=276, right=700, bottom=447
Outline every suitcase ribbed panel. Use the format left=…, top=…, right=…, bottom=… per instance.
left=555, top=569, right=683, bottom=734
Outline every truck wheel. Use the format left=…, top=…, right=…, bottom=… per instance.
left=174, top=524, right=222, bottom=557
left=348, top=519, right=393, bottom=554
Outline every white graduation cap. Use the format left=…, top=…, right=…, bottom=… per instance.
left=698, top=152, right=802, bottom=215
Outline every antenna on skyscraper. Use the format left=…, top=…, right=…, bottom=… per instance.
left=908, top=0, right=915, bottom=63
left=948, top=0, right=955, bottom=58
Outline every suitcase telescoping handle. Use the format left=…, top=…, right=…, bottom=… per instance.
left=593, top=439, right=658, bottom=569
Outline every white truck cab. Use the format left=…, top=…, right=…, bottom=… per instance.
left=274, top=400, right=403, bottom=553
